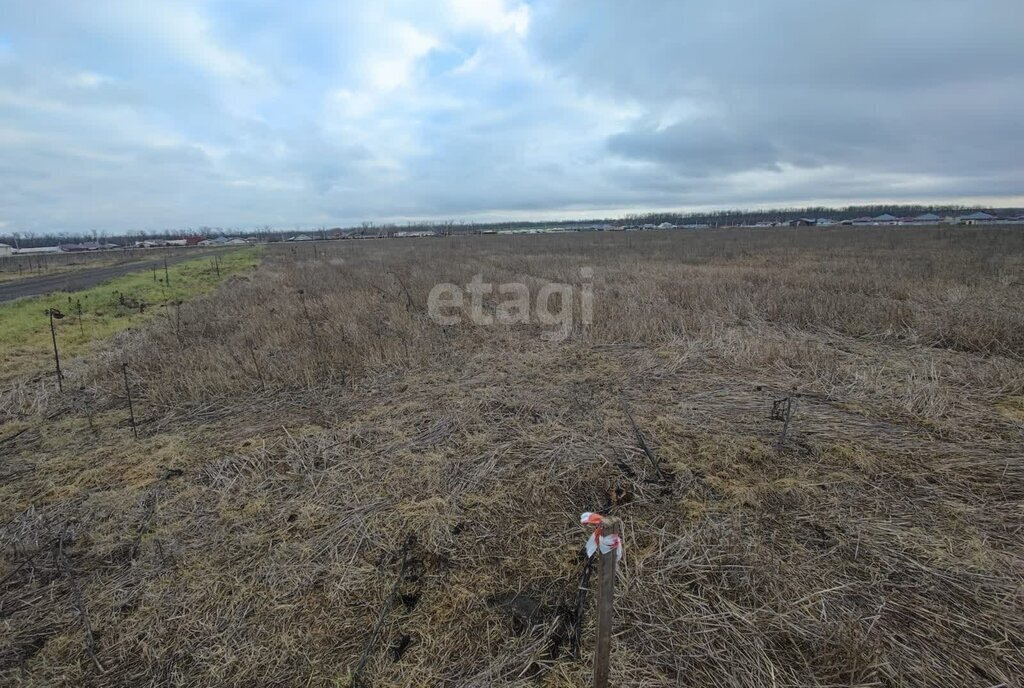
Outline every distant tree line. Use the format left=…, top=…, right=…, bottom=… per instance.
left=3, top=205, right=1021, bottom=248
left=622, top=205, right=1022, bottom=227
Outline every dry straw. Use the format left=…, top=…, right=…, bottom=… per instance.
left=1, top=227, right=1023, bottom=686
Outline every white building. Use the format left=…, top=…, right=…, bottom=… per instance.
left=13, top=245, right=61, bottom=254
left=0, top=243, right=12, bottom=257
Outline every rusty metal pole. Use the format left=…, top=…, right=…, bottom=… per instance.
left=594, top=517, right=621, bottom=688
left=48, top=309, right=64, bottom=392
left=122, top=363, right=138, bottom=440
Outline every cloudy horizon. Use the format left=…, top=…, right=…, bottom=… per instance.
left=1, top=0, right=1022, bottom=234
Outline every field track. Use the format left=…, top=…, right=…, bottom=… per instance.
left=0, top=251, right=216, bottom=303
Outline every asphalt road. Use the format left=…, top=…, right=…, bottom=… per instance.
left=0, top=251, right=216, bottom=303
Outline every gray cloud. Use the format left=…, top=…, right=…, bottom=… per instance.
left=534, top=0, right=1024, bottom=195
left=608, top=120, right=782, bottom=176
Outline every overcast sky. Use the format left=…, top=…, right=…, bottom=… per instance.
left=1, top=0, right=1022, bottom=233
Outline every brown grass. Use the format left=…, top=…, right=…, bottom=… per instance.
left=1, top=227, right=1023, bottom=686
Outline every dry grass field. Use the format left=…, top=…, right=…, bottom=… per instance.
left=1, top=227, right=1023, bottom=687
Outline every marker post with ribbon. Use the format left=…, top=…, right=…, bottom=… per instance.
left=580, top=512, right=623, bottom=688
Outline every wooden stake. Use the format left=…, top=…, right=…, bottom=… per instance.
left=164, top=257, right=170, bottom=286
left=594, top=516, right=621, bottom=688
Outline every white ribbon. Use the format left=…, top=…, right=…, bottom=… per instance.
left=580, top=512, right=624, bottom=561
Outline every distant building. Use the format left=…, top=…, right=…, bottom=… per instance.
left=0, top=243, right=12, bottom=257
left=13, top=245, right=61, bottom=254
left=789, top=218, right=816, bottom=227
left=60, top=241, right=119, bottom=252
left=896, top=213, right=944, bottom=225
left=958, top=211, right=997, bottom=224
left=872, top=214, right=898, bottom=224
left=286, top=234, right=314, bottom=241
left=657, top=222, right=675, bottom=229
left=197, top=236, right=246, bottom=246
left=816, top=218, right=835, bottom=226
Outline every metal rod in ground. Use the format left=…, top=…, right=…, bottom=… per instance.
left=352, top=536, right=413, bottom=688
left=298, top=290, right=317, bottom=342
left=594, top=517, right=621, bottom=688
left=249, top=347, right=266, bottom=390
left=54, top=530, right=104, bottom=673
left=774, top=397, right=795, bottom=452
left=47, top=308, right=64, bottom=392
left=623, top=404, right=666, bottom=482
left=164, top=257, right=170, bottom=286
left=123, top=363, right=138, bottom=439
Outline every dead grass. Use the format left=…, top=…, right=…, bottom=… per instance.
left=1, top=227, right=1023, bottom=687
